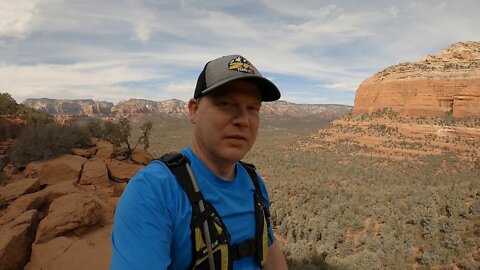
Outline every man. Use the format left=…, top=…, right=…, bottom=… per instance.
left=111, top=55, right=288, bottom=270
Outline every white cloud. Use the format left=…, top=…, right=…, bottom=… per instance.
left=319, top=82, right=360, bottom=91
left=0, top=61, right=158, bottom=102
left=1, top=0, right=480, bottom=105
left=157, top=81, right=196, bottom=101
left=388, top=6, right=399, bottom=17
left=0, top=0, right=41, bottom=38
left=282, top=93, right=330, bottom=104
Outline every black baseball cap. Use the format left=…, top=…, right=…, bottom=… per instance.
left=194, top=55, right=281, bottom=101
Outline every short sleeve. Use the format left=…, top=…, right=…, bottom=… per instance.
left=110, top=162, right=176, bottom=270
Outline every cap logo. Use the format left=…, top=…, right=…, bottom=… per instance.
left=228, top=56, right=254, bottom=74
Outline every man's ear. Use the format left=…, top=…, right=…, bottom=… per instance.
left=188, top=98, right=199, bottom=124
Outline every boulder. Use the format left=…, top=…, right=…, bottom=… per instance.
left=79, top=158, right=110, bottom=188
left=0, top=181, right=80, bottom=226
left=0, top=178, right=40, bottom=207
left=106, top=159, right=144, bottom=182
left=112, top=182, right=127, bottom=197
left=35, top=193, right=102, bottom=244
left=0, top=210, right=39, bottom=270
left=0, top=193, right=44, bottom=226
left=95, top=140, right=114, bottom=159
left=25, top=225, right=112, bottom=270
left=70, top=147, right=97, bottom=158
left=24, top=155, right=86, bottom=185
left=131, top=148, right=154, bottom=165
left=40, top=180, right=82, bottom=203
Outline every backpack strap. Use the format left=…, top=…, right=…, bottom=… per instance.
left=239, top=161, right=272, bottom=267
left=159, top=152, right=271, bottom=268
left=159, top=152, right=232, bottom=270
left=239, top=161, right=272, bottom=232
left=160, top=152, right=203, bottom=212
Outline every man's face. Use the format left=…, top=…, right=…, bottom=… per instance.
left=189, top=80, right=262, bottom=166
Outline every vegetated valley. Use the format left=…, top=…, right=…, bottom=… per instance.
left=129, top=112, right=480, bottom=270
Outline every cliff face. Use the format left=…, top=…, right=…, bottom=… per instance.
left=23, top=98, right=114, bottom=117
left=23, top=98, right=352, bottom=119
left=353, top=41, right=480, bottom=117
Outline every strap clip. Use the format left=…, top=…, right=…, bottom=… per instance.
left=231, top=239, right=256, bottom=260
left=160, top=152, right=188, bottom=167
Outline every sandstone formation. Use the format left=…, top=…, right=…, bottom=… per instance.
left=35, top=193, right=102, bottom=243
left=0, top=178, right=39, bottom=208
left=0, top=139, right=146, bottom=269
left=0, top=210, right=39, bottom=270
left=353, top=41, right=480, bottom=117
left=24, top=155, right=86, bottom=185
left=111, top=98, right=188, bottom=116
left=23, top=98, right=114, bottom=117
left=22, top=98, right=352, bottom=120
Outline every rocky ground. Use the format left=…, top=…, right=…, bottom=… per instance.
left=300, top=111, right=480, bottom=164
left=0, top=139, right=151, bottom=270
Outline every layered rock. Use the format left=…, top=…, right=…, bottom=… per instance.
left=24, top=155, right=86, bottom=185
left=261, top=101, right=351, bottom=119
left=23, top=98, right=114, bottom=117
left=23, top=98, right=352, bottom=119
left=0, top=139, right=146, bottom=269
left=0, top=210, right=39, bottom=270
left=353, top=41, right=480, bottom=117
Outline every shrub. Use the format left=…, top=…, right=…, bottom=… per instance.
left=0, top=93, right=18, bottom=115
left=89, top=118, right=153, bottom=159
left=10, top=120, right=91, bottom=165
left=0, top=118, right=23, bottom=141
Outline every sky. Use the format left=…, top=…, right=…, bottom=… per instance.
left=1, top=0, right=479, bottom=105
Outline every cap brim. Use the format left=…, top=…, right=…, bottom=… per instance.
left=201, top=75, right=281, bottom=102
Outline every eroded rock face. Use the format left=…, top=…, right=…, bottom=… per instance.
left=106, top=159, right=144, bottom=182
left=0, top=140, right=147, bottom=269
left=22, top=98, right=114, bottom=117
left=24, top=155, right=86, bottom=185
left=353, top=41, right=480, bottom=117
left=79, top=158, right=110, bottom=188
left=0, top=210, right=39, bottom=270
left=35, top=193, right=102, bottom=244
left=25, top=226, right=112, bottom=270
left=0, top=178, right=40, bottom=208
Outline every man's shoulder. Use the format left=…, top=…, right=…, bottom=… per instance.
left=128, top=159, right=179, bottom=190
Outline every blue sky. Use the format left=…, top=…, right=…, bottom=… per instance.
left=1, top=0, right=479, bottom=105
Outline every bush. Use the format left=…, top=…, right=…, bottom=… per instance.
left=0, top=93, right=18, bottom=115
left=10, top=120, right=91, bottom=165
left=88, top=118, right=152, bottom=159
left=0, top=118, right=23, bottom=141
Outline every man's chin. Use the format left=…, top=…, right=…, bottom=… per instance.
left=221, top=148, right=248, bottom=162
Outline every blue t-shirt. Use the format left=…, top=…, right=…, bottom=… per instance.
left=111, top=147, right=274, bottom=270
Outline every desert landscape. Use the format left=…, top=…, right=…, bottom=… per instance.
left=1, top=41, right=480, bottom=269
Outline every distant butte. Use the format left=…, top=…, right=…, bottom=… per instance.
left=353, top=41, right=480, bottom=117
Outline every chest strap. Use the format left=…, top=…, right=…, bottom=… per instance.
left=159, top=152, right=270, bottom=269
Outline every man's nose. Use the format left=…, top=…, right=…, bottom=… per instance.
left=232, top=106, right=249, bottom=127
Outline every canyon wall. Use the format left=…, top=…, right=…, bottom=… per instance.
left=353, top=41, right=480, bottom=117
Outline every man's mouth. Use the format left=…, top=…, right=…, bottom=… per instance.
left=225, top=135, right=247, bottom=141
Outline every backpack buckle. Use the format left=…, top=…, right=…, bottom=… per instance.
left=160, top=152, right=189, bottom=167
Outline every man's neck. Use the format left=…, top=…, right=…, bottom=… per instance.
left=190, top=145, right=236, bottom=180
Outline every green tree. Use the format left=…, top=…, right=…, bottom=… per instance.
left=101, top=118, right=152, bottom=160
left=134, top=121, right=153, bottom=150
left=0, top=93, right=17, bottom=115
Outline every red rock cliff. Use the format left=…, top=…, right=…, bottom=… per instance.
left=353, top=41, right=480, bottom=117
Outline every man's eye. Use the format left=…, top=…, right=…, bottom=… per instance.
left=220, top=101, right=233, bottom=107
left=248, top=106, right=260, bottom=112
